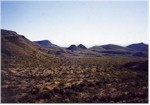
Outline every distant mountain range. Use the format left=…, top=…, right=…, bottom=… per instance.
left=1, top=29, right=148, bottom=60
left=89, top=43, right=148, bottom=57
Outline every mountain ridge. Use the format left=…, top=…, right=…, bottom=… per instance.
left=1, top=29, right=148, bottom=57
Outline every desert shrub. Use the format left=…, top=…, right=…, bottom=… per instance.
left=64, top=89, right=75, bottom=96
left=79, top=84, right=89, bottom=92
left=95, top=81, right=101, bottom=88
left=46, top=74, right=53, bottom=82
left=53, top=87, right=64, bottom=95
left=58, top=82, right=65, bottom=88
left=70, top=84, right=82, bottom=92
left=30, top=88, right=39, bottom=95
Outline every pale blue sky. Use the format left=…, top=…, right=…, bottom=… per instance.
left=1, top=1, right=149, bottom=47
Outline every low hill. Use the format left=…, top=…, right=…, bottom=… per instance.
left=126, top=43, right=148, bottom=52
left=34, top=40, right=59, bottom=48
left=89, top=44, right=133, bottom=55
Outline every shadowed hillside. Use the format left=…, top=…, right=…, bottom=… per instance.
left=1, top=29, right=58, bottom=69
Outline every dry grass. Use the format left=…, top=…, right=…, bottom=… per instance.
left=1, top=56, right=148, bottom=103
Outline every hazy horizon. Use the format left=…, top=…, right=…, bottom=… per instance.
left=1, top=1, right=149, bottom=47
left=1, top=28, right=148, bottom=48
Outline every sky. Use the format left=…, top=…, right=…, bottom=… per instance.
left=1, top=0, right=149, bottom=47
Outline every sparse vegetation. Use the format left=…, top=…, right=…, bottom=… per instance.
left=1, top=56, right=148, bottom=103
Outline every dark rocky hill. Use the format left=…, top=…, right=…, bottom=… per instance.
left=67, top=44, right=87, bottom=51
left=67, top=45, right=78, bottom=50
left=78, top=44, right=87, bottom=49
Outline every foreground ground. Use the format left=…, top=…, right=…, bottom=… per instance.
left=1, top=56, right=148, bottom=103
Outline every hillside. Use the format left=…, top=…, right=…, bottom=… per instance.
left=126, top=43, right=148, bottom=52
left=1, top=29, right=56, bottom=68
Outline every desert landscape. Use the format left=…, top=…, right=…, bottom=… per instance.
left=1, top=29, right=148, bottom=103
left=1, top=0, right=148, bottom=103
